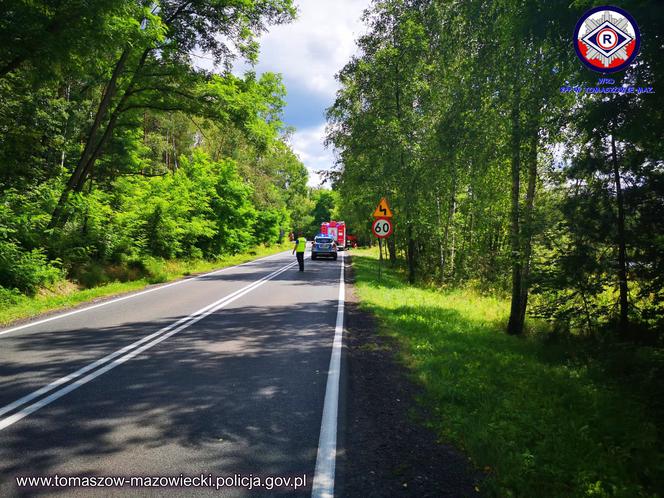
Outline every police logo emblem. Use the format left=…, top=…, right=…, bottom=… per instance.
left=574, top=6, right=640, bottom=73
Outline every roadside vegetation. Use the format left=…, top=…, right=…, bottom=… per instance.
left=328, top=0, right=664, bottom=340
left=0, top=242, right=290, bottom=327
left=330, top=4, right=663, bottom=492
left=0, top=1, right=340, bottom=320
left=351, top=249, right=663, bottom=497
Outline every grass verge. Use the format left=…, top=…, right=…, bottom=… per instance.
left=0, top=243, right=290, bottom=327
left=351, top=248, right=662, bottom=497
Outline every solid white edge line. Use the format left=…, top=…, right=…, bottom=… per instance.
left=0, top=250, right=291, bottom=338
left=311, top=251, right=345, bottom=498
left=0, top=260, right=298, bottom=431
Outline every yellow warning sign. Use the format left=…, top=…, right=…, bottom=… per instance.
left=372, top=197, right=393, bottom=218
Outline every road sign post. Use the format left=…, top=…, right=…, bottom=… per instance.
left=372, top=198, right=393, bottom=283
left=378, top=238, right=382, bottom=280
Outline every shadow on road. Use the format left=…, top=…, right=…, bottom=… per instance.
left=0, top=297, right=340, bottom=497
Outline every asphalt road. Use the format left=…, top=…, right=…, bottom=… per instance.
left=0, top=249, right=346, bottom=497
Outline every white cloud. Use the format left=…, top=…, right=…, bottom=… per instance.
left=248, top=1, right=369, bottom=187
left=223, top=1, right=369, bottom=186
left=254, top=1, right=369, bottom=100
left=194, top=3, right=367, bottom=186
left=289, top=123, right=335, bottom=187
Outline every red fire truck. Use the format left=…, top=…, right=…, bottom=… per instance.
left=320, top=221, right=346, bottom=250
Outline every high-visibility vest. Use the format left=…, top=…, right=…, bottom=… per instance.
left=296, top=237, right=307, bottom=253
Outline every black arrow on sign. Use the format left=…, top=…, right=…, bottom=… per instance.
left=379, top=205, right=387, bottom=216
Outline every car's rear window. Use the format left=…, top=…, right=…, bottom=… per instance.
left=316, top=238, right=333, bottom=243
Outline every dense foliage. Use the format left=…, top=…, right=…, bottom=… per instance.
left=327, top=0, right=664, bottom=339
left=0, top=0, right=312, bottom=301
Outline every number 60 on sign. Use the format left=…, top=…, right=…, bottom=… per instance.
left=372, top=218, right=393, bottom=238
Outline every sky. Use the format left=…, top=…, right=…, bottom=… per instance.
left=236, top=1, right=370, bottom=186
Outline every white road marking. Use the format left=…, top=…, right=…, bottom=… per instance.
left=0, top=260, right=298, bottom=431
left=0, top=251, right=290, bottom=338
left=312, top=251, right=345, bottom=498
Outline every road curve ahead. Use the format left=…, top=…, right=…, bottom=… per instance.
left=0, top=250, right=345, bottom=497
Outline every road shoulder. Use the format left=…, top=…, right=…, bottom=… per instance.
left=337, top=254, right=480, bottom=497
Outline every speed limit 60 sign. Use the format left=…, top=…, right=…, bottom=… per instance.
left=372, top=217, right=393, bottom=238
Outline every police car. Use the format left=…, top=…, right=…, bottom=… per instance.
left=311, top=234, right=338, bottom=260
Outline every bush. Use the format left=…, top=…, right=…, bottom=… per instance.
left=143, top=257, right=168, bottom=284
left=253, top=208, right=286, bottom=245
left=0, top=240, right=63, bottom=295
left=0, top=286, right=22, bottom=306
left=74, top=262, right=110, bottom=289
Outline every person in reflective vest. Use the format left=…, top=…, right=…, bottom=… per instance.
left=292, top=232, right=307, bottom=271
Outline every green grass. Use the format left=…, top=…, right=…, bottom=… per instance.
left=0, top=243, right=290, bottom=327
left=351, top=248, right=662, bottom=498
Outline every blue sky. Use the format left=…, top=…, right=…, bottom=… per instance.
left=236, top=1, right=370, bottom=186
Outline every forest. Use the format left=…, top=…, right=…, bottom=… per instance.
left=0, top=0, right=343, bottom=310
left=1, top=1, right=663, bottom=494
left=327, top=0, right=664, bottom=340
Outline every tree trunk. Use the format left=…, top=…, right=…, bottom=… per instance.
left=80, top=47, right=152, bottom=186
left=465, top=183, right=475, bottom=278
left=49, top=46, right=155, bottom=228
left=407, top=224, right=416, bottom=284
left=387, top=235, right=396, bottom=265
left=392, top=22, right=414, bottom=280
left=611, top=133, right=629, bottom=333
left=449, top=204, right=457, bottom=280
left=75, top=101, right=125, bottom=191
left=49, top=48, right=131, bottom=228
left=436, top=189, right=444, bottom=280
left=440, top=167, right=457, bottom=280
left=60, top=83, right=71, bottom=169
left=519, top=127, right=538, bottom=329
left=507, top=77, right=523, bottom=336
